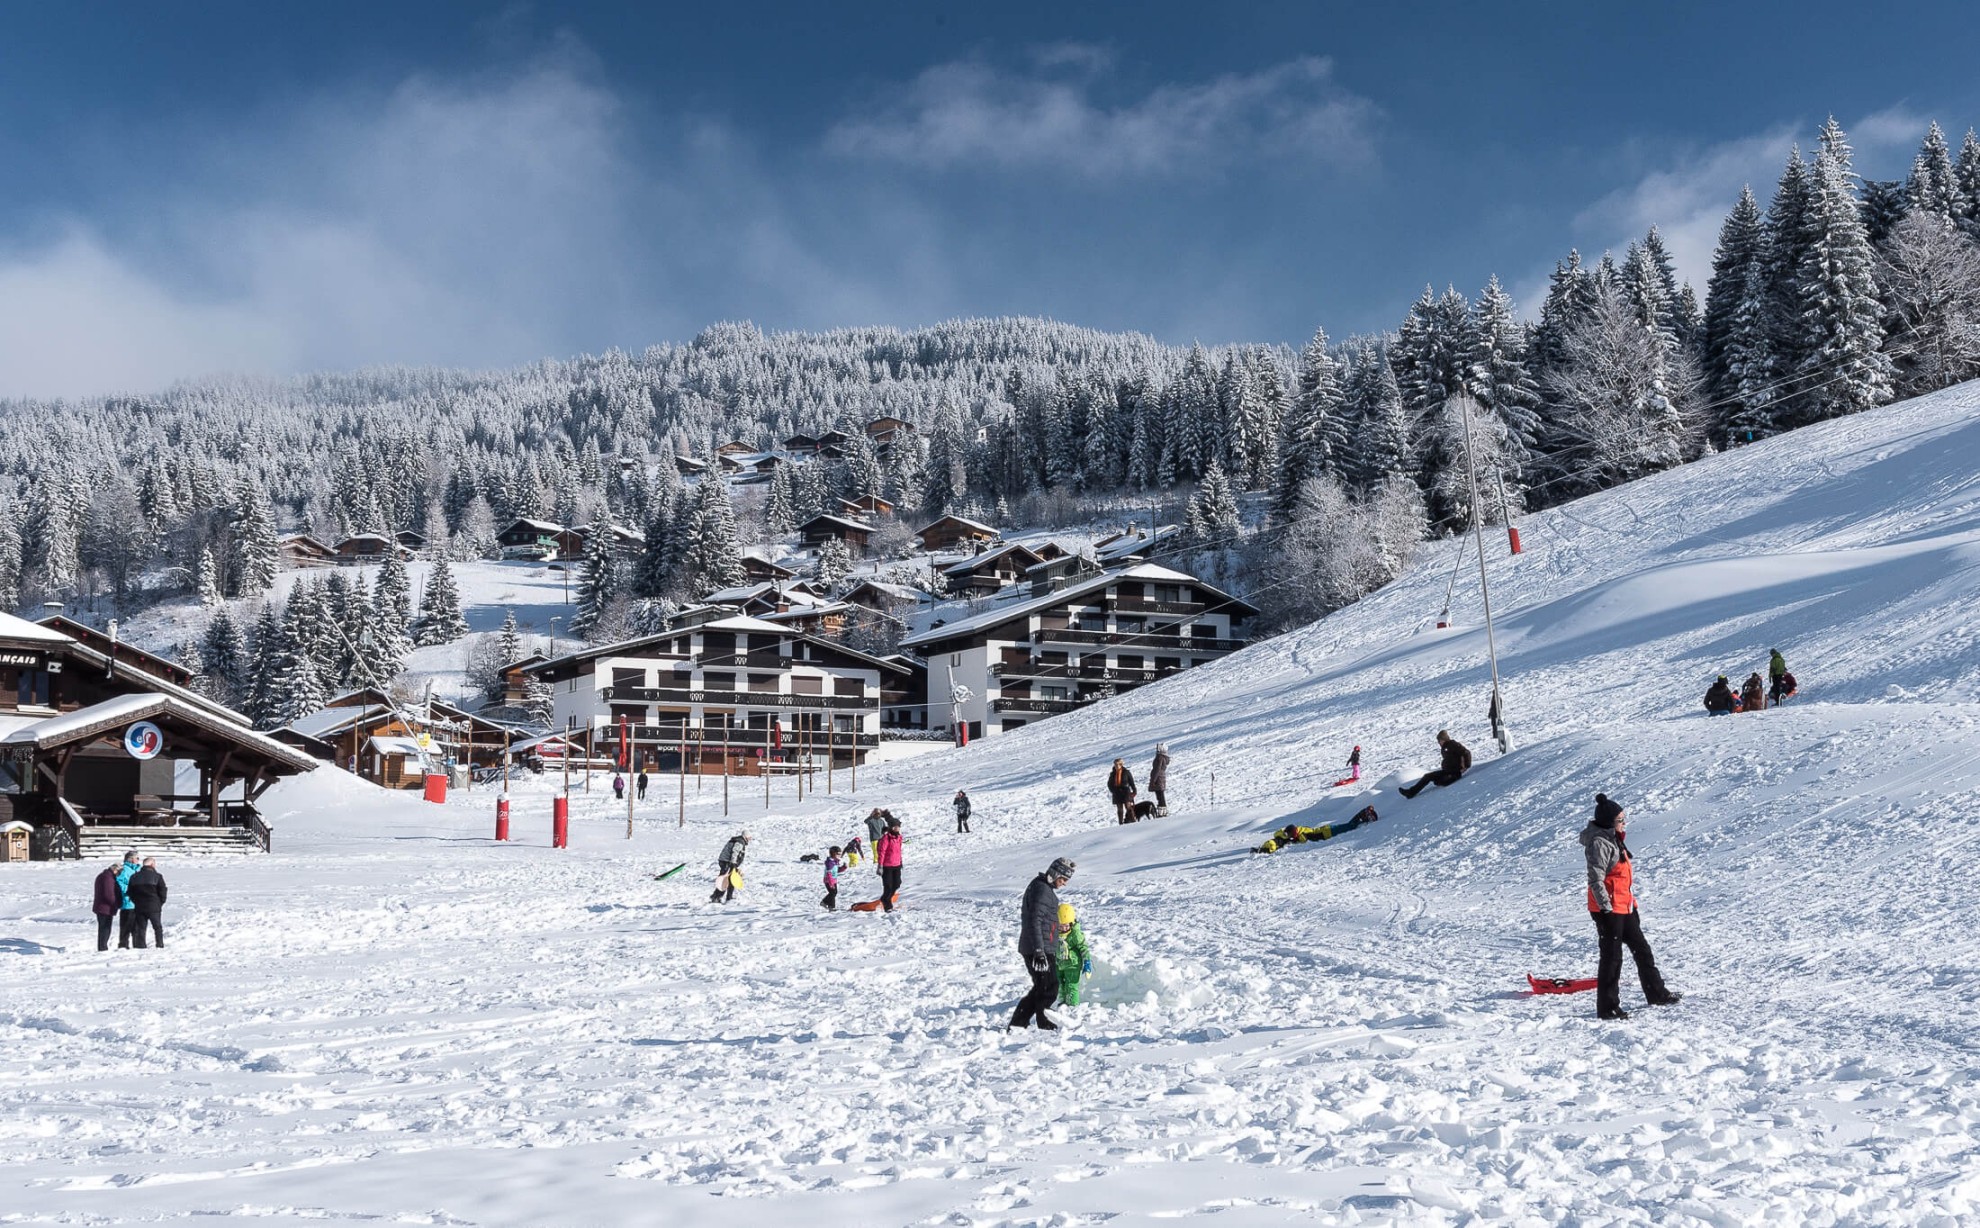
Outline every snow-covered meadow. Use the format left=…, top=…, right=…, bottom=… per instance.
left=7, top=382, right=1980, bottom=1224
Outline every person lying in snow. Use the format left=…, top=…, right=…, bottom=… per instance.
left=1252, top=806, right=1378, bottom=853
left=1055, top=904, right=1091, bottom=1007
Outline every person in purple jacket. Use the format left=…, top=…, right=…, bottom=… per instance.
left=91, top=861, right=124, bottom=951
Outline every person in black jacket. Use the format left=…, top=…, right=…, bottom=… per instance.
left=1702, top=675, right=1737, bottom=716
left=1105, top=759, right=1137, bottom=824
left=1398, top=731, right=1471, bottom=798
left=710, top=831, right=750, bottom=903
left=954, top=790, right=972, bottom=834
left=1010, top=857, right=1076, bottom=1030
left=125, top=858, right=168, bottom=949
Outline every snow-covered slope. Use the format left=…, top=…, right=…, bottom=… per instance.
left=7, top=384, right=1980, bottom=1224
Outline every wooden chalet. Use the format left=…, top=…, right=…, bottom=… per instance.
left=394, top=529, right=427, bottom=551
left=496, top=517, right=564, bottom=560
left=278, top=533, right=340, bottom=569
left=499, top=653, right=550, bottom=705
left=740, top=552, right=797, bottom=582
left=674, top=455, right=709, bottom=477
left=558, top=523, right=646, bottom=561
left=843, top=579, right=924, bottom=617
left=280, top=688, right=432, bottom=788
left=715, top=440, right=757, bottom=457
left=942, top=541, right=1044, bottom=594
left=1025, top=553, right=1102, bottom=594
left=782, top=432, right=825, bottom=455
left=799, top=513, right=874, bottom=554
left=426, top=699, right=523, bottom=771
left=36, top=616, right=194, bottom=687
left=335, top=533, right=406, bottom=562
left=864, top=416, right=914, bottom=447
left=759, top=600, right=854, bottom=638
left=916, top=514, right=998, bottom=552
left=848, top=493, right=895, bottom=517
left=0, top=614, right=316, bottom=858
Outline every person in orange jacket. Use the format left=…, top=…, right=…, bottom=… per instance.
left=1581, top=793, right=1681, bottom=1020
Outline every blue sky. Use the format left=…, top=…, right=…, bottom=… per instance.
left=2, top=1, right=1976, bottom=398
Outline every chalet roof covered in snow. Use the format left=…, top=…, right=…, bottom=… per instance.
left=901, top=562, right=1253, bottom=650
left=0, top=692, right=319, bottom=772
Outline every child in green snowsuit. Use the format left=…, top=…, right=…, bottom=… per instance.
left=1055, top=904, right=1091, bottom=1006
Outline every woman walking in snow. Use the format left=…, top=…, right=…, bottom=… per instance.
left=1106, top=759, right=1138, bottom=824
left=954, top=789, right=972, bottom=833
left=876, top=819, right=904, bottom=912
left=1581, top=794, right=1681, bottom=1020
left=1148, top=745, right=1170, bottom=816
left=1010, top=857, right=1076, bottom=1030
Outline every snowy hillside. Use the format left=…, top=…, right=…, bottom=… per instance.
left=6, top=382, right=1980, bottom=1224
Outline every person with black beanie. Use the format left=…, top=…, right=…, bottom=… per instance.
left=1580, top=793, right=1681, bottom=1020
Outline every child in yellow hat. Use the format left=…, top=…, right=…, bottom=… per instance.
left=1054, top=903, right=1091, bottom=1006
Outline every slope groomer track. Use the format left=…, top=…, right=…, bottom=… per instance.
left=7, top=383, right=1980, bottom=1223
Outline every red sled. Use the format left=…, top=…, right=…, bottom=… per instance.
left=1526, top=973, right=1598, bottom=995
left=849, top=897, right=899, bottom=913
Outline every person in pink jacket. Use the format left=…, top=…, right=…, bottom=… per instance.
left=876, top=818, right=904, bottom=912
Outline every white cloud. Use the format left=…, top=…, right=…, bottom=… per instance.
left=823, top=55, right=1379, bottom=177
left=0, top=52, right=961, bottom=400
left=1559, top=107, right=1929, bottom=299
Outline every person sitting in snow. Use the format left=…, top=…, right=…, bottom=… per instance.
left=1055, top=904, right=1091, bottom=1007
left=1703, top=675, right=1737, bottom=716
left=1740, top=672, right=1766, bottom=713
left=1398, top=731, right=1470, bottom=798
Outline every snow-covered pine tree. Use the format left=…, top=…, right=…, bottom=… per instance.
left=841, top=431, right=884, bottom=500
left=1123, top=373, right=1161, bottom=491
left=245, top=603, right=285, bottom=728
left=199, top=605, right=248, bottom=708
left=195, top=545, right=221, bottom=606
left=1469, top=276, right=1543, bottom=485
left=679, top=474, right=745, bottom=595
left=21, top=475, right=81, bottom=598
left=1189, top=460, right=1241, bottom=543
left=1338, top=341, right=1412, bottom=495
left=1955, top=129, right=1980, bottom=237
left=814, top=536, right=853, bottom=587
left=1394, top=286, right=1478, bottom=527
left=1859, top=178, right=1910, bottom=249
left=1760, top=146, right=1817, bottom=423
left=227, top=478, right=279, bottom=599
left=1275, top=327, right=1341, bottom=519
left=0, top=502, right=21, bottom=610
left=453, top=494, right=498, bottom=560
left=375, top=545, right=415, bottom=646
left=497, top=609, right=522, bottom=671
left=1907, top=121, right=1959, bottom=221
left=1794, top=118, right=1894, bottom=423
left=1640, top=227, right=1700, bottom=354
left=1703, top=186, right=1769, bottom=418
left=415, top=557, right=468, bottom=646
left=763, top=464, right=797, bottom=532
left=1542, top=278, right=1698, bottom=490
left=570, top=520, right=624, bottom=641
left=272, top=587, right=331, bottom=724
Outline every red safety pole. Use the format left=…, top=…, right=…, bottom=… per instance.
left=495, top=796, right=510, bottom=842
left=553, top=795, right=569, bottom=849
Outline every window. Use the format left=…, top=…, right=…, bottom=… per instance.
left=833, top=677, right=866, bottom=697
left=748, top=674, right=778, bottom=692
left=609, top=704, right=647, bottom=726
left=611, top=667, right=645, bottom=691
left=1117, top=654, right=1144, bottom=670
left=703, top=672, right=734, bottom=692
left=16, top=669, right=51, bottom=708
left=1042, top=685, right=1069, bottom=701
left=702, top=631, right=736, bottom=655
left=791, top=675, right=823, bottom=695
left=1002, top=719, right=1027, bottom=731
left=1116, top=618, right=1145, bottom=634
left=1156, top=657, right=1181, bottom=672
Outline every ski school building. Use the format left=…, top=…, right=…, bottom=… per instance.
left=0, top=613, right=317, bottom=858
left=518, top=615, right=910, bottom=773
left=901, top=563, right=1255, bottom=740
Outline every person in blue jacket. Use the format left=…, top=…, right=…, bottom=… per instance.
left=114, top=852, right=140, bottom=949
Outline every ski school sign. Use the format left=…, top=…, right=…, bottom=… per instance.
left=123, top=721, right=165, bottom=761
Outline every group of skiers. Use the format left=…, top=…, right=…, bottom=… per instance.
left=1104, top=744, right=1169, bottom=823
left=1704, top=648, right=1797, bottom=715
left=90, top=853, right=168, bottom=950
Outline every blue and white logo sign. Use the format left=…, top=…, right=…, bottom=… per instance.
left=123, top=721, right=165, bottom=761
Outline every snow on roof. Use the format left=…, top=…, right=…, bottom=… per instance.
left=0, top=611, right=77, bottom=644
left=287, top=702, right=391, bottom=739
left=1098, top=525, right=1182, bottom=562
left=942, top=541, right=1037, bottom=576
left=802, top=513, right=873, bottom=533
left=504, top=517, right=565, bottom=533
left=0, top=693, right=319, bottom=771
left=848, top=580, right=923, bottom=602
left=704, top=583, right=777, bottom=604
left=901, top=563, right=1217, bottom=648
left=917, top=514, right=996, bottom=535
left=510, top=731, right=577, bottom=753
left=369, top=735, right=428, bottom=759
